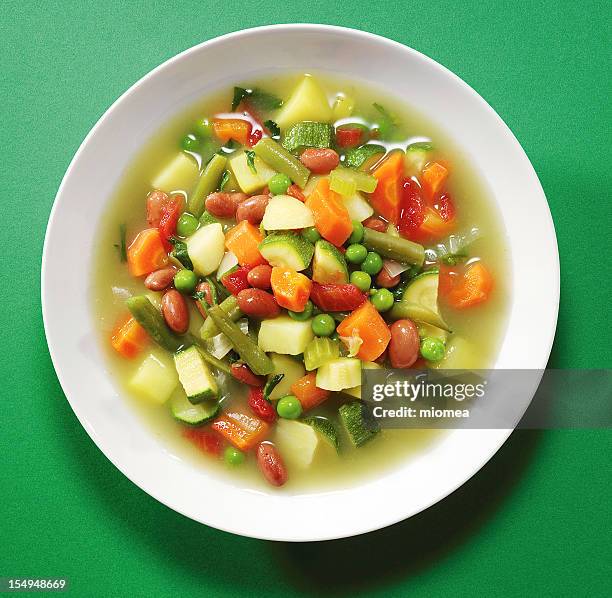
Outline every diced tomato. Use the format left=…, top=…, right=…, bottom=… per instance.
left=398, top=178, right=425, bottom=238
left=310, top=283, right=367, bottom=312
left=247, top=388, right=277, bottom=423
left=248, top=128, right=263, bottom=146
left=182, top=427, right=224, bottom=457
left=158, top=194, right=185, bottom=251
left=146, top=190, right=170, bottom=228
left=286, top=184, right=305, bottom=202
left=335, top=126, right=364, bottom=148
left=222, top=266, right=251, bottom=295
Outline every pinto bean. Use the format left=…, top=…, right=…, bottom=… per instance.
left=143, top=267, right=177, bottom=291
left=363, top=217, right=387, bottom=233
left=376, top=268, right=401, bottom=288
left=388, top=319, right=420, bottom=368
left=161, top=289, right=189, bottom=334
left=204, top=192, right=247, bottom=218
left=246, top=265, right=272, bottom=289
left=236, top=194, right=269, bottom=224
left=236, top=289, right=280, bottom=319
left=256, top=442, right=288, bottom=487
left=299, top=148, right=340, bottom=174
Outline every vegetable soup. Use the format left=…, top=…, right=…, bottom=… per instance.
left=93, top=73, right=510, bottom=490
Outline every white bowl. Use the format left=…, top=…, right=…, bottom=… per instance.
left=42, top=25, right=559, bottom=541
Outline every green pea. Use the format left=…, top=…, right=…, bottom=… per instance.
left=174, top=269, right=198, bottom=294
left=371, top=288, right=394, bottom=312
left=276, top=395, right=303, bottom=419
left=194, top=118, right=212, bottom=138
left=176, top=212, right=199, bottom=238
left=302, top=227, right=321, bottom=244
left=362, top=251, right=383, bottom=275
left=350, top=270, right=371, bottom=292
left=420, top=337, right=446, bottom=362
left=348, top=220, right=364, bottom=244
left=181, top=134, right=200, bottom=153
left=268, top=173, right=292, bottom=195
left=224, top=446, right=245, bottom=466
left=289, top=300, right=314, bottom=321
left=345, top=244, right=368, bottom=264
left=312, top=314, right=336, bottom=337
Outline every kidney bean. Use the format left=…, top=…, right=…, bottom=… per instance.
left=236, top=194, right=269, bottom=224
left=205, top=192, right=246, bottom=218
left=162, top=289, right=189, bottom=334
left=256, top=442, right=287, bottom=487
left=236, top=289, right=280, bottom=318
left=195, top=281, right=213, bottom=318
left=231, top=363, right=266, bottom=387
left=246, top=264, right=272, bottom=289
left=363, top=217, right=388, bottom=233
left=299, top=148, right=340, bottom=174
left=376, top=268, right=401, bottom=288
left=146, top=189, right=170, bottom=227
left=144, top=266, right=177, bottom=291
left=388, top=319, right=420, bottom=368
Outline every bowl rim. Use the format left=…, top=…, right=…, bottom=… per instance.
left=41, top=23, right=560, bottom=541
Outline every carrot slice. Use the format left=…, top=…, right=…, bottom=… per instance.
left=291, top=373, right=330, bottom=411
left=127, top=228, right=169, bottom=276
left=305, top=178, right=352, bottom=246
left=211, top=411, right=269, bottom=451
left=421, top=161, right=449, bottom=199
left=110, top=314, right=149, bottom=358
left=270, top=267, right=312, bottom=312
left=212, top=118, right=252, bottom=146
left=439, top=261, right=494, bottom=309
left=369, top=151, right=404, bottom=223
left=225, top=220, right=266, bottom=267
left=336, top=300, right=391, bottom=362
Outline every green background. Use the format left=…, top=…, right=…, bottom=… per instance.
left=1, top=1, right=610, bottom=596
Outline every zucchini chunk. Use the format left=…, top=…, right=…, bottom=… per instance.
left=174, top=346, right=218, bottom=404
left=170, top=391, right=220, bottom=425
left=339, top=401, right=380, bottom=447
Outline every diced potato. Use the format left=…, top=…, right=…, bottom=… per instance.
left=274, top=419, right=319, bottom=468
left=262, top=195, right=314, bottom=230
left=229, top=151, right=276, bottom=194
left=129, top=352, right=178, bottom=404
left=258, top=316, right=314, bottom=355
left=267, top=354, right=306, bottom=400
left=276, top=75, right=333, bottom=129
left=186, top=223, right=225, bottom=276
left=151, top=152, right=199, bottom=193
left=342, top=192, right=374, bottom=222
left=343, top=361, right=382, bottom=398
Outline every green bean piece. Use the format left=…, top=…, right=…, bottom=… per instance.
left=199, top=295, right=242, bottom=339
left=207, top=305, right=274, bottom=376
left=388, top=301, right=452, bottom=332
left=126, top=296, right=186, bottom=352
left=253, top=137, right=310, bottom=188
left=362, top=228, right=425, bottom=267
left=188, top=154, right=227, bottom=217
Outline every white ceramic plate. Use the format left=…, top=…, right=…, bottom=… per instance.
left=42, top=25, right=559, bottom=541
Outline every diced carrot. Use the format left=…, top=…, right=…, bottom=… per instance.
left=127, top=228, right=169, bottom=276
left=270, top=267, right=312, bottom=312
left=291, top=373, right=330, bottom=411
left=224, top=220, right=266, bottom=267
left=336, top=300, right=391, bottom=362
left=421, top=161, right=449, bottom=199
left=417, top=206, right=456, bottom=238
left=439, top=261, right=494, bottom=309
left=211, top=411, right=269, bottom=451
left=305, top=178, right=352, bottom=246
left=212, top=118, right=252, bottom=146
left=369, top=151, right=404, bottom=223
left=110, top=314, right=149, bottom=358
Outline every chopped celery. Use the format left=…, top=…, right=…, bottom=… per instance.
left=316, top=358, right=361, bottom=391
left=253, top=138, right=310, bottom=188
left=344, top=144, right=385, bottom=170
left=303, top=337, right=340, bottom=371
left=329, top=167, right=377, bottom=197
left=282, top=122, right=333, bottom=154
left=188, top=154, right=227, bottom=217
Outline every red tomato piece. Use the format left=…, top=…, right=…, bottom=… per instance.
left=182, top=427, right=224, bottom=457
left=247, top=388, right=277, bottom=423
left=222, top=266, right=251, bottom=295
left=398, top=178, right=425, bottom=240
left=310, top=283, right=367, bottom=312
